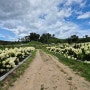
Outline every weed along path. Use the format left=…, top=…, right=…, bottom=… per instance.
left=9, top=50, right=90, bottom=90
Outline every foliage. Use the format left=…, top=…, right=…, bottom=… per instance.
left=46, top=42, right=90, bottom=62
left=0, top=47, right=35, bottom=75
left=67, top=35, right=79, bottom=43
left=20, top=32, right=61, bottom=44
left=29, top=33, right=40, bottom=41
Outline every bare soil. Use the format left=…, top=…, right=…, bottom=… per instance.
left=8, top=50, right=90, bottom=90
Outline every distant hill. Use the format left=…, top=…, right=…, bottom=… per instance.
left=0, top=40, right=18, bottom=45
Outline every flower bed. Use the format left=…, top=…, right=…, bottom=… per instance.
left=0, top=47, right=35, bottom=78
left=46, top=42, right=90, bottom=62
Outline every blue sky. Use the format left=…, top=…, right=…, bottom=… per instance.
left=0, top=0, right=90, bottom=41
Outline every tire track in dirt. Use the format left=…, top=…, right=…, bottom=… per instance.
left=8, top=50, right=90, bottom=90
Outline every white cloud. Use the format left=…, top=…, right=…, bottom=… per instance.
left=77, top=12, right=90, bottom=19
left=0, top=0, right=89, bottom=40
left=57, top=8, right=72, bottom=18
left=74, top=10, right=83, bottom=15
left=65, top=0, right=85, bottom=6
left=80, top=1, right=86, bottom=8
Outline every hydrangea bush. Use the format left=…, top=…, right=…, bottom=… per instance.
left=0, top=47, right=35, bottom=74
left=47, top=42, right=90, bottom=62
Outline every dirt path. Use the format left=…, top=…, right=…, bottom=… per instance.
left=9, top=50, right=90, bottom=90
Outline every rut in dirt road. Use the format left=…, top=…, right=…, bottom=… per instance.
left=9, top=50, right=90, bottom=90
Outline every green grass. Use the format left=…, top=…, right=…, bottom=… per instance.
left=28, top=41, right=47, bottom=49
left=43, top=49, right=90, bottom=82
left=28, top=41, right=42, bottom=45
left=0, top=50, right=36, bottom=90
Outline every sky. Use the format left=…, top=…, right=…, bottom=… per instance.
left=0, top=0, right=90, bottom=41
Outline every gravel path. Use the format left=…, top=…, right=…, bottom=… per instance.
left=8, top=50, right=90, bottom=90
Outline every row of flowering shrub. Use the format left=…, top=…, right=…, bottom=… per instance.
left=0, top=47, right=35, bottom=75
left=47, top=42, right=90, bottom=62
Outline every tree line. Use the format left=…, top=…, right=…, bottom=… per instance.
left=0, top=33, right=90, bottom=45
left=0, top=40, right=19, bottom=45
left=19, top=32, right=60, bottom=44
left=67, top=35, right=90, bottom=43
left=19, top=32, right=90, bottom=44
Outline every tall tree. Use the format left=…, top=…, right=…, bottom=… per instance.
left=39, top=33, right=51, bottom=43
left=67, top=35, right=79, bottom=43
left=29, top=33, right=40, bottom=41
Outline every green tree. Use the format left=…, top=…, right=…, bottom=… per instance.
left=39, top=33, right=51, bottom=44
left=29, top=33, right=40, bottom=41
left=67, top=35, right=79, bottom=43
